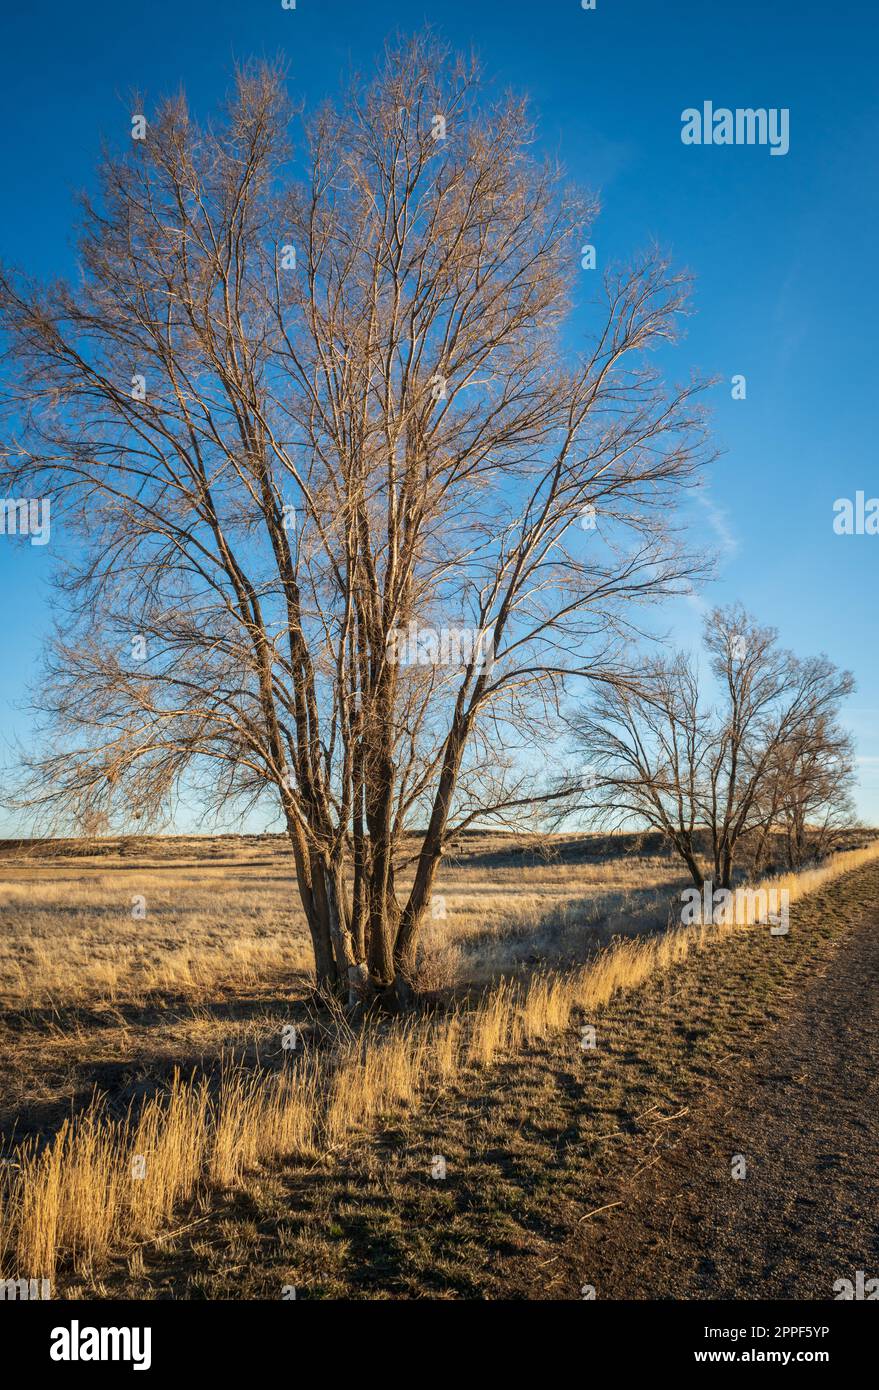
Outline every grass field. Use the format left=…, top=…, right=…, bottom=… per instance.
left=0, top=831, right=684, bottom=1142
left=1, top=830, right=877, bottom=1296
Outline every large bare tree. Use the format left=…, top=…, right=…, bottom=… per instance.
left=0, top=34, right=711, bottom=1002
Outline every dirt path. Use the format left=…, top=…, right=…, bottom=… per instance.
left=543, top=904, right=879, bottom=1300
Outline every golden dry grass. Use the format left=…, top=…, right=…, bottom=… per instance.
left=0, top=833, right=680, bottom=1009
left=3, top=836, right=877, bottom=1285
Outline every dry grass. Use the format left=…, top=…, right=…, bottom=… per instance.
left=0, top=830, right=682, bottom=1169
left=0, top=833, right=680, bottom=1010
left=3, top=836, right=877, bottom=1287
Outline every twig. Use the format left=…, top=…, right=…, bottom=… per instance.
left=130, top=1214, right=212, bottom=1249
left=577, top=1200, right=623, bottom=1224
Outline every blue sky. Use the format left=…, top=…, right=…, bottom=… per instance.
left=1, top=0, right=878, bottom=831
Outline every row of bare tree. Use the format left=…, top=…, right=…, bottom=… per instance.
left=567, top=604, right=856, bottom=888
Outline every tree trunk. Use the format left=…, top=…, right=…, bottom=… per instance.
left=315, top=855, right=360, bottom=998
left=364, top=725, right=397, bottom=989
left=287, top=826, right=338, bottom=990
left=682, top=848, right=704, bottom=890
left=673, top=830, right=704, bottom=890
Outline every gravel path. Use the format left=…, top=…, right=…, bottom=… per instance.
left=560, top=905, right=879, bottom=1299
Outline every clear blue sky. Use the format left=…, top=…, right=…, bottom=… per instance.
left=1, top=0, right=878, bottom=831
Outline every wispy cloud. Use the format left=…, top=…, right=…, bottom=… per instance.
left=696, top=490, right=739, bottom=559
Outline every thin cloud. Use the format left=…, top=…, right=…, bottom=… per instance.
left=696, top=491, right=739, bottom=559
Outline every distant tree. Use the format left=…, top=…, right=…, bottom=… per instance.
left=570, top=605, right=855, bottom=887
left=752, top=712, right=856, bottom=871
left=0, top=34, right=710, bottom=1003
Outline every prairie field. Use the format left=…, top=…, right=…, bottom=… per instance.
left=0, top=832, right=682, bottom=1152
left=1, top=829, right=877, bottom=1298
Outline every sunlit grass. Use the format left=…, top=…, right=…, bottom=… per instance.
left=3, top=838, right=877, bottom=1284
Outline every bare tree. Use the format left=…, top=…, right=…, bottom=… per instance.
left=567, top=654, right=710, bottom=886
left=571, top=605, right=855, bottom=887
left=0, top=34, right=711, bottom=1003
left=752, top=713, right=856, bottom=871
